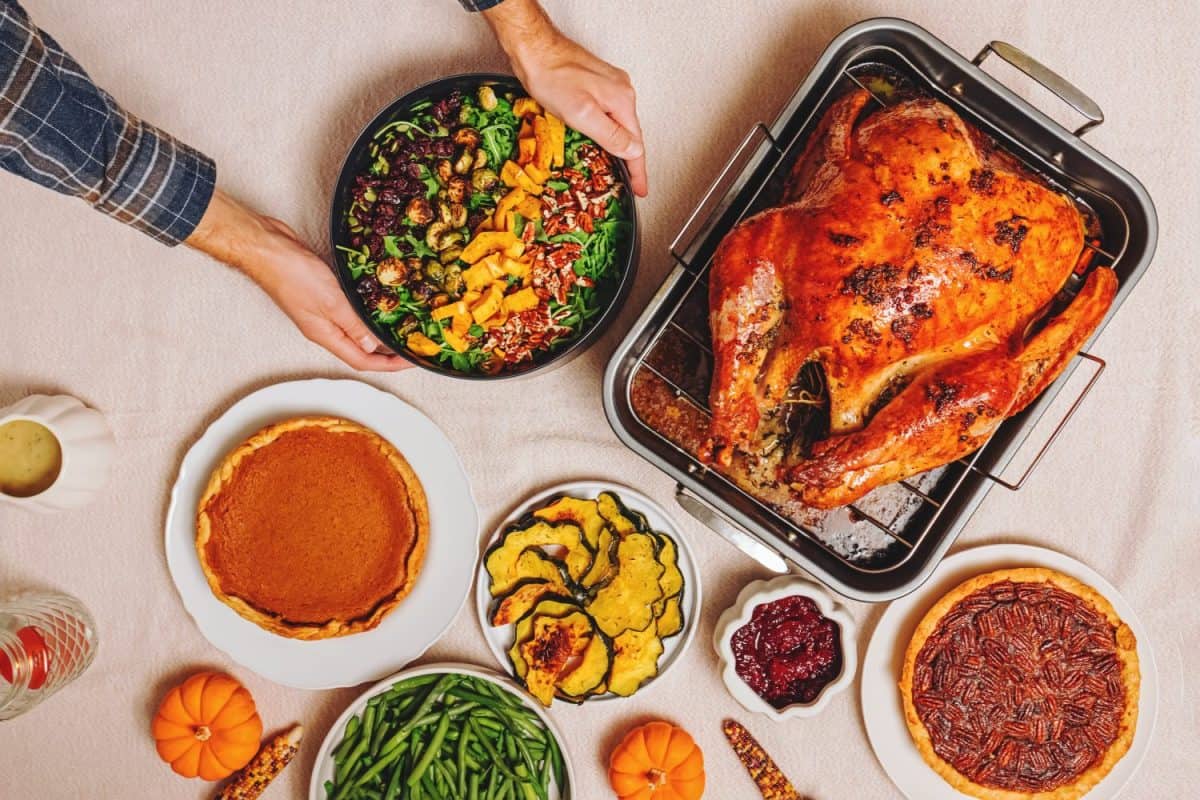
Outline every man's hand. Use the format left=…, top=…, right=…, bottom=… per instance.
left=484, top=0, right=647, bottom=197
left=185, top=190, right=410, bottom=372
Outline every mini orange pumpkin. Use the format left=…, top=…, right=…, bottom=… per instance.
left=609, top=720, right=705, bottom=800
left=151, top=672, right=263, bottom=780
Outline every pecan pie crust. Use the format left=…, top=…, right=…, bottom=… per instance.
left=196, top=416, right=428, bottom=640
left=899, top=568, right=1139, bottom=800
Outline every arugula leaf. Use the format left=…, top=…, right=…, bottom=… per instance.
left=546, top=179, right=569, bottom=192
left=404, top=233, right=437, bottom=260
left=423, top=175, right=441, bottom=199
left=383, top=236, right=403, bottom=259
left=468, top=324, right=485, bottom=337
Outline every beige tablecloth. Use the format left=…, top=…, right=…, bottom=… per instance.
left=2, top=1, right=1198, bottom=797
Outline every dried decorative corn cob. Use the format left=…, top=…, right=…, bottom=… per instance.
left=721, top=719, right=803, bottom=800
left=215, top=725, right=303, bottom=800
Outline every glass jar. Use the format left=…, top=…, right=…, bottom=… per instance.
left=0, top=590, right=98, bottom=721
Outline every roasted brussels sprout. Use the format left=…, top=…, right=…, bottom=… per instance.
left=435, top=158, right=454, bottom=184
left=410, top=282, right=438, bottom=302
left=440, top=244, right=464, bottom=265
left=446, top=176, right=469, bottom=204
left=473, top=149, right=488, bottom=170
left=424, top=260, right=446, bottom=284
left=405, top=197, right=434, bottom=226
left=447, top=203, right=468, bottom=228
left=429, top=293, right=451, bottom=308
left=453, top=148, right=474, bottom=175
left=453, top=127, right=481, bottom=150
left=376, top=258, right=408, bottom=286
left=395, top=315, right=420, bottom=337
left=375, top=294, right=399, bottom=314
left=472, top=168, right=499, bottom=193
left=478, top=85, right=498, bottom=111
left=443, top=264, right=464, bottom=295
left=426, top=221, right=457, bottom=251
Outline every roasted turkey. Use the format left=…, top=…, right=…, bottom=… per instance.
left=704, top=88, right=1117, bottom=509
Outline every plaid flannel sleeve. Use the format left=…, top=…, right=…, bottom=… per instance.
left=457, top=0, right=507, bottom=11
left=0, top=0, right=215, bottom=245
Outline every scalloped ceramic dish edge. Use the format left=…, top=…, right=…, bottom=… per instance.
left=713, top=574, right=858, bottom=720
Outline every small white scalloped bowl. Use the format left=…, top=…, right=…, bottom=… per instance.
left=713, top=574, right=858, bottom=720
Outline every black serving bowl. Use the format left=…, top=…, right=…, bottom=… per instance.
left=329, top=73, right=639, bottom=380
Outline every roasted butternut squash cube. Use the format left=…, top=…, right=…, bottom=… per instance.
left=495, top=187, right=526, bottom=219
left=513, top=97, right=542, bottom=119
left=480, top=252, right=506, bottom=278
left=431, top=300, right=467, bottom=321
left=451, top=312, right=472, bottom=337
left=544, top=112, right=566, bottom=168
left=441, top=326, right=470, bottom=353
left=406, top=332, right=441, bottom=357
left=532, top=115, right=554, bottom=172
left=501, top=160, right=524, bottom=189
left=501, top=256, right=528, bottom=278
left=523, top=164, right=550, bottom=185
left=504, top=240, right=527, bottom=258
left=517, top=136, right=537, bottom=165
left=463, top=262, right=496, bottom=292
left=461, top=231, right=520, bottom=264
left=471, top=286, right=503, bottom=324
left=516, top=196, right=542, bottom=220
left=503, top=287, right=540, bottom=314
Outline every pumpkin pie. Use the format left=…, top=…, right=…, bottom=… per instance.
left=196, top=416, right=428, bottom=640
left=899, top=567, right=1139, bottom=800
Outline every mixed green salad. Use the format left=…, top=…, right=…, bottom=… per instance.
left=337, top=82, right=631, bottom=375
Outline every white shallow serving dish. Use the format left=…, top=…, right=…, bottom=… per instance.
left=861, top=543, right=1158, bottom=800
left=309, top=662, right=575, bottom=800
left=474, top=479, right=701, bottom=703
left=713, top=574, right=858, bottom=720
left=164, top=379, right=479, bottom=689
left=0, top=394, right=115, bottom=512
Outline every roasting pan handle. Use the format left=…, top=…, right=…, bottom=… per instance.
left=675, top=485, right=790, bottom=573
left=973, top=41, right=1104, bottom=137
left=670, top=123, right=778, bottom=266
left=970, top=351, right=1106, bottom=490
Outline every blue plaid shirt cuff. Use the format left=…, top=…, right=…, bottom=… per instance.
left=458, top=0, right=507, bottom=11
left=1, top=0, right=216, bottom=245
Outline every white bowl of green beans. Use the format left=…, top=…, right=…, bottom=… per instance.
left=310, top=662, right=575, bottom=800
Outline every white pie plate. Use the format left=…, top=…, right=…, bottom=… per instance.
left=309, top=662, right=574, bottom=799
left=164, top=379, right=479, bottom=689
left=474, top=480, right=700, bottom=703
left=862, top=543, right=1158, bottom=800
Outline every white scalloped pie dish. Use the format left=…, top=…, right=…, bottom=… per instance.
left=713, top=574, right=857, bottom=720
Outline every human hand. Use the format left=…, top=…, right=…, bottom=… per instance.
left=186, top=190, right=410, bottom=371
left=484, top=0, right=647, bottom=196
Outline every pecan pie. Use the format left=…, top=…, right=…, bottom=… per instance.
left=196, top=416, right=428, bottom=640
left=899, top=568, right=1138, bottom=799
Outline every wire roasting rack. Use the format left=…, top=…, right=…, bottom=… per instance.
left=603, top=19, right=1157, bottom=600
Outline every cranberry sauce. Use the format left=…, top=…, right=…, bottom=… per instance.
left=730, top=594, right=842, bottom=709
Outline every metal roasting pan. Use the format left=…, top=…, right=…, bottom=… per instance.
left=602, top=18, right=1157, bottom=601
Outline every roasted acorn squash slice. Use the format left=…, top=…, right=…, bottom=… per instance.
left=556, top=628, right=612, bottom=698
left=490, top=578, right=570, bottom=627
left=487, top=548, right=573, bottom=597
left=586, top=532, right=664, bottom=637
left=519, top=611, right=594, bottom=706
left=533, top=496, right=607, bottom=550
left=507, top=596, right=584, bottom=680
left=656, top=594, right=684, bottom=639
left=652, top=533, right=684, bottom=615
left=580, top=525, right=618, bottom=591
left=485, top=519, right=593, bottom=594
left=596, top=491, right=649, bottom=537
left=607, top=622, right=664, bottom=697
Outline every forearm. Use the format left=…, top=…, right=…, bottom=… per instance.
left=481, top=0, right=559, bottom=66
left=0, top=0, right=214, bottom=245
left=183, top=189, right=276, bottom=281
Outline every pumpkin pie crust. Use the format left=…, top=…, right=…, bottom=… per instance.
left=196, top=416, right=428, bottom=640
left=899, top=567, right=1138, bottom=800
